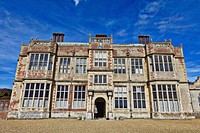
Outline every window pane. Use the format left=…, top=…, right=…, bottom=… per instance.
left=39, top=91, right=43, bottom=97
left=29, top=91, right=33, bottom=97
left=153, top=84, right=179, bottom=112
left=115, top=87, right=127, bottom=108
left=45, top=91, right=49, bottom=98
left=103, top=75, right=107, bottom=83
left=30, top=83, right=34, bottom=89
left=24, top=91, right=29, bottom=97
left=76, top=58, right=86, bottom=73
left=99, top=75, right=103, bottom=83
left=36, top=83, right=40, bottom=89
left=133, top=86, right=146, bottom=108
left=26, top=83, right=30, bottom=90
left=94, top=51, right=107, bottom=67
left=41, top=83, right=44, bottom=89
left=131, top=59, right=143, bottom=74
left=46, top=84, right=50, bottom=90
left=94, top=75, right=98, bottom=83
left=73, top=86, right=86, bottom=108
left=35, top=91, right=39, bottom=97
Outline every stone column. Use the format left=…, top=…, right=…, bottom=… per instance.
left=107, top=91, right=114, bottom=119
left=86, top=91, right=93, bottom=119
left=109, top=95, right=111, bottom=112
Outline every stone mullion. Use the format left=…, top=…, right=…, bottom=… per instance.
left=166, top=85, right=170, bottom=112
left=68, top=84, right=73, bottom=110
left=46, top=83, right=51, bottom=109
left=156, top=85, right=160, bottom=113
left=152, top=55, right=156, bottom=72
left=45, top=53, right=50, bottom=76
left=51, top=54, right=56, bottom=73
left=150, top=85, right=154, bottom=112
left=32, top=83, right=36, bottom=108
left=41, top=83, right=45, bottom=109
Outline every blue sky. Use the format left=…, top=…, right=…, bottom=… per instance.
left=0, top=0, right=200, bottom=88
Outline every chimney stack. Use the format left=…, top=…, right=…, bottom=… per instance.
left=138, top=35, right=150, bottom=44
left=53, top=33, right=65, bottom=42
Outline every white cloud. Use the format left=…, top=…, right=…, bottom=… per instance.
left=0, top=66, right=15, bottom=74
left=135, top=0, right=164, bottom=26
left=190, top=51, right=200, bottom=55
left=73, top=0, right=86, bottom=6
left=106, top=20, right=114, bottom=27
left=185, top=60, right=200, bottom=82
left=154, top=16, right=196, bottom=33
left=187, top=68, right=200, bottom=73
left=74, top=0, right=80, bottom=6
left=116, top=29, right=127, bottom=37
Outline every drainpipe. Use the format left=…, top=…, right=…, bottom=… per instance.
left=126, top=51, right=132, bottom=118
left=68, top=51, right=75, bottom=118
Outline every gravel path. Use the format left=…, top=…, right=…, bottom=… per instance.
left=0, top=119, right=200, bottom=133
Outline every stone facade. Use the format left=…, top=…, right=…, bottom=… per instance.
left=8, top=33, right=196, bottom=119
left=189, top=77, right=200, bottom=118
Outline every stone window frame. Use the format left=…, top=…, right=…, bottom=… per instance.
left=152, top=84, right=179, bottom=112
left=28, top=53, right=53, bottom=71
left=55, top=85, right=69, bottom=108
left=72, top=85, right=86, bottom=109
left=149, top=55, right=173, bottom=72
left=131, top=58, right=143, bottom=74
left=76, top=58, right=87, bottom=73
left=22, top=83, right=50, bottom=108
left=114, top=86, right=127, bottom=108
left=94, top=51, right=107, bottom=67
left=59, top=57, right=71, bottom=73
left=114, top=58, right=126, bottom=74
left=132, top=86, right=146, bottom=108
left=94, top=75, right=107, bottom=84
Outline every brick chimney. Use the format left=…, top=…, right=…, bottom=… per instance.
left=95, top=34, right=107, bottom=37
left=53, top=33, right=65, bottom=42
left=138, top=35, right=150, bottom=44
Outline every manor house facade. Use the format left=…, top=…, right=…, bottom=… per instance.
left=8, top=33, right=195, bottom=119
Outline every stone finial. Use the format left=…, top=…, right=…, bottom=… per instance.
left=50, top=37, right=53, bottom=41
left=164, top=39, right=167, bottom=42
left=21, top=41, right=24, bottom=46
left=36, top=37, right=39, bottom=40
left=31, top=37, right=34, bottom=40
left=169, top=39, right=172, bottom=42
left=150, top=38, right=153, bottom=42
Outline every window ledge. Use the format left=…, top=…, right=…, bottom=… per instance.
left=94, top=83, right=107, bottom=85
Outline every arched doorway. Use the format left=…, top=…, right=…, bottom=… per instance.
left=95, top=97, right=106, bottom=118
